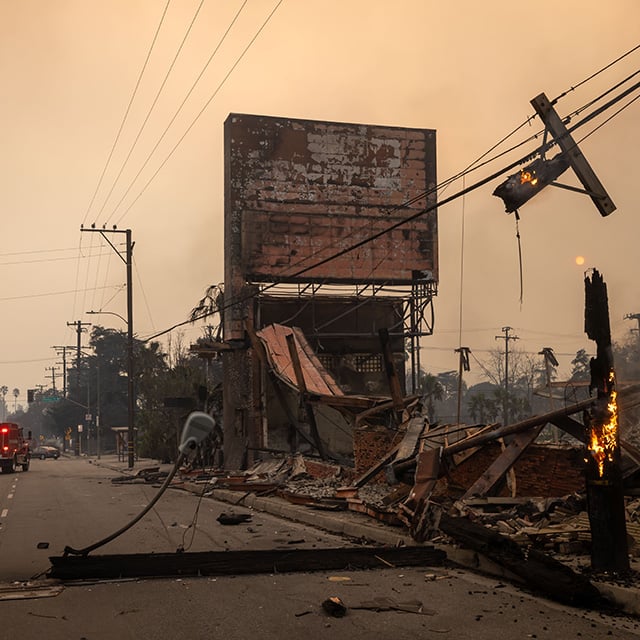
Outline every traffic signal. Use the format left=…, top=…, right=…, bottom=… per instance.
left=493, top=154, right=570, bottom=213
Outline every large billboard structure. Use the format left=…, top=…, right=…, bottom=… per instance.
left=222, top=114, right=438, bottom=469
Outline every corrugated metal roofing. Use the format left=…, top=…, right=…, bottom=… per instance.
left=256, top=324, right=344, bottom=397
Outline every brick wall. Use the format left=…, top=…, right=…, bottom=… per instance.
left=442, top=443, right=585, bottom=498
left=225, top=113, right=438, bottom=287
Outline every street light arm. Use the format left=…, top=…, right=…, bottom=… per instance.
left=87, top=310, right=128, bottom=326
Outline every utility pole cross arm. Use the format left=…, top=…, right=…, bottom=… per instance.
left=530, top=93, right=616, bottom=217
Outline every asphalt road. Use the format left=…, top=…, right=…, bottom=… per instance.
left=0, top=455, right=357, bottom=580
left=0, top=456, right=638, bottom=639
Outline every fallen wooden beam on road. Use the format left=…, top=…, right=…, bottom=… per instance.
left=48, top=545, right=446, bottom=581
left=438, top=513, right=603, bottom=608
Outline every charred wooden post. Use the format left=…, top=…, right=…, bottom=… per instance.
left=285, top=332, right=327, bottom=460
left=584, top=269, right=629, bottom=573
left=378, top=328, right=407, bottom=426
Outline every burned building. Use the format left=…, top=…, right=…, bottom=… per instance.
left=219, top=113, right=438, bottom=469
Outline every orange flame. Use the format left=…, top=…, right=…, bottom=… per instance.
left=520, top=169, right=538, bottom=186
left=588, top=371, right=618, bottom=477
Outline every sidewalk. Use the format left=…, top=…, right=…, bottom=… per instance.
left=88, top=454, right=640, bottom=616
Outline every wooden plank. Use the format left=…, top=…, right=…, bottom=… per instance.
left=395, top=416, right=428, bottom=462
left=351, top=443, right=401, bottom=489
left=438, top=513, right=602, bottom=608
left=444, top=397, right=598, bottom=456
left=49, top=545, right=447, bottom=581
left=379, top=328, right=407, bottom=424
left=286, top=333, right=326, bottom=459
left=462, top=425, right=544, bottom=499
left=549, top=414, right=586, bottom=442
left=245, top=320, right=317, bottom=452
left=531, top=92, right=615, bottom=217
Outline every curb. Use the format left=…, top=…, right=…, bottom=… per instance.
left=96, top=459, right=640, bottom=616
left=193, top=485, right=640, bottom=616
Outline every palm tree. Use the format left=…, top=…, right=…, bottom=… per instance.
left=12, top=388, right=19, bottom=413
left=0, top=386, right=7, bottom=421
left=417, top=372, right=444, bottom=421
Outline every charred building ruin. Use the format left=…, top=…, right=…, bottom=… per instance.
left=219, top=113, right=438, bottom=470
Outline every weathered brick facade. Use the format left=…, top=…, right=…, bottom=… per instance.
left=222, top=114, right=438, bottom=470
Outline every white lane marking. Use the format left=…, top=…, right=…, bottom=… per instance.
left=8, top=494, right=14, bottom=499
left=0, top=509, right=7, bottom=518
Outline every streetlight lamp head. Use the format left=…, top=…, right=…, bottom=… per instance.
left=493, top=153, right=570, bottom=213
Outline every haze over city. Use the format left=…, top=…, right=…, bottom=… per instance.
left=2, top=1, right=639, bottom=408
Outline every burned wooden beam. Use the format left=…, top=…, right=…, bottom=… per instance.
left=48, top=545, right=446, bottom=581
left=461, top=425, right=544, bottom=499
left=245, top=320, right=318, bottom=453
left=438, top=513, right=603, bottom=609
left=443, top=398, right=595, bottom=456
left=378, top=328, right=407, bottom=426
left=583, top=269, right=629, bottom=573
left=443, top=383, right=640, bottom=458
left=286, top=332, right=327, bottom=459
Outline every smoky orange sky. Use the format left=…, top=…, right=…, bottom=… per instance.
left=1, top=0, right=639, bottom=406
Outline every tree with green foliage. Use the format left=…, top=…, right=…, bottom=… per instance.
left=16, top=325, right=221, bottom=460
left=416, top=371, right=444, bottom=421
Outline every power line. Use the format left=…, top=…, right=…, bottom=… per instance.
left=95, top=0, right=207, bottom=223
left=113, top=0, right=283, bottom=225
left=82, top=0, right=172, bottom=226
left=0, top=284, right=124, bottom=302
left=143, top=54, right=639, bottom=342
left=0, top=252, right=112, bottom=267
left=552, top=42, right=640, bottom=103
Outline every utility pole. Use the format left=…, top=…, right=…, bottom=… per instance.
left=584, top=269, right=628, bottom=572
left=530, top=93, right=616, bottom=217
left=454, top=347, right=471, bottom=425
left=81, top=225, right=135, bottom=468
left=44, top=366, right=61, bottom=393
left=66, top=321, right=91, bottom=393
left=624, top=313, right=640, bottom=342
left=52, top=345, right=75, bottom=397
left=495, top=326, right=519, bottom=426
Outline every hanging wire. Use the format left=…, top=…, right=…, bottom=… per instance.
left=514, top=211, right=524, bottom=306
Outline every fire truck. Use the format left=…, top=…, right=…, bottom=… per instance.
left=0, top=423, right=31, bottom=473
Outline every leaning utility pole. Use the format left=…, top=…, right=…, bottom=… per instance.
left=80, top=225, right=135, bottom=468
left=495, top=326, right=519, bottom=426
left=530, top=93, right=616, bottom=217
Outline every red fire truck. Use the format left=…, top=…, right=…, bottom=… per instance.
left=0, top=423, right=31, bottom=473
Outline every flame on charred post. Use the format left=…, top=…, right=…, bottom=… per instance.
left=519, top=168, right=538, bottom=186
left=588, top=370, right=619, bottom=477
